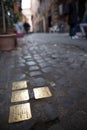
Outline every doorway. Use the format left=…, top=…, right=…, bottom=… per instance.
left=48, top=16, right=52, bottom=28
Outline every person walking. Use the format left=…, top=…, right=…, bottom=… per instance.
left=68, top=0, right=79, bottom=39
left=23, top=22, right=30, bottom=33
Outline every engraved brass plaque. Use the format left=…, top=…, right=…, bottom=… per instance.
left=12, top=81, right=27, bottom=90
left=9, top=103, right=32, bottom=123
left=33, top=87, right=52, bottom=99
left=11, top=90, right=29, bottom=102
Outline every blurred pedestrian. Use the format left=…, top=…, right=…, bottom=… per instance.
left=23, top=22, right=30, bottom=33
left=68, top=0, right=79, bottom=39
left=13, top=20, right=24, bottom=37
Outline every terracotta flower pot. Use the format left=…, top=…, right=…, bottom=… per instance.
left=0, top=33, right=17, bottom=51
left=7, top=28, right=15, bottom=34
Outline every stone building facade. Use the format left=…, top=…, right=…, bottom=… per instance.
left=31, top=0, right=86, bottom=32
left=31, top=0, right=68, bottom=32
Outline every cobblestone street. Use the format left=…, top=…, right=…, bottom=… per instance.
left=0, top=33, right=87, bottom=130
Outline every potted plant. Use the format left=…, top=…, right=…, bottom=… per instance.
left=0, top=0, right=17, bottom=51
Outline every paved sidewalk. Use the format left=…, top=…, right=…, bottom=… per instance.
left=0, top=33, right=87, bottom=130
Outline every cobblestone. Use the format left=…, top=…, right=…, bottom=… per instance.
left=42, top=66, right=52, bottom=72
left=29, top=71, right=42, bottom=77
left=24, top=55, right=32, bottom=59
left=29, top=66, right=40, bottom=71
left=30, top=77, right=46, bottom=87
left=26, top=61, right=36, bottom=66
left=39, top=62, right=49, bottom=68
left=36, top=59, right=44, bottom=63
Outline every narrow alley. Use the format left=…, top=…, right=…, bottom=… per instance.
left=0, top=0, right=87, bottom=129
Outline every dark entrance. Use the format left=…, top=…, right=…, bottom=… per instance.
left=48, top=16, right=52, bottom=28
left=48, top=10, right=52, bottom=28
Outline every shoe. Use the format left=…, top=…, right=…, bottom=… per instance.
left=71, top=36, right=76, bottom=39
left=71, top=35, right=79, bottom=39
left=74, top=35, right=79, bottom=39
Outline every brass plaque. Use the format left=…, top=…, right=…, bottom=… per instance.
left=9, top=103, right=32, bottom=123
left=12, top=81, right=27, bottom=90
left=33, top=87, right=52, bottom=99
left=11, top=90, right=29, bottom=102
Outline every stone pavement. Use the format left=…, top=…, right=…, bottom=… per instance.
left=0, top=33, right=87, bottom=130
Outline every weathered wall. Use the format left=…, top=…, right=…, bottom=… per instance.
left=31, top=0, right=69, bottom=32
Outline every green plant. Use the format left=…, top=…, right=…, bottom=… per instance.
left=0, top=0, right=15, bottom=33
left=14, top=13, right=20, bottom=23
